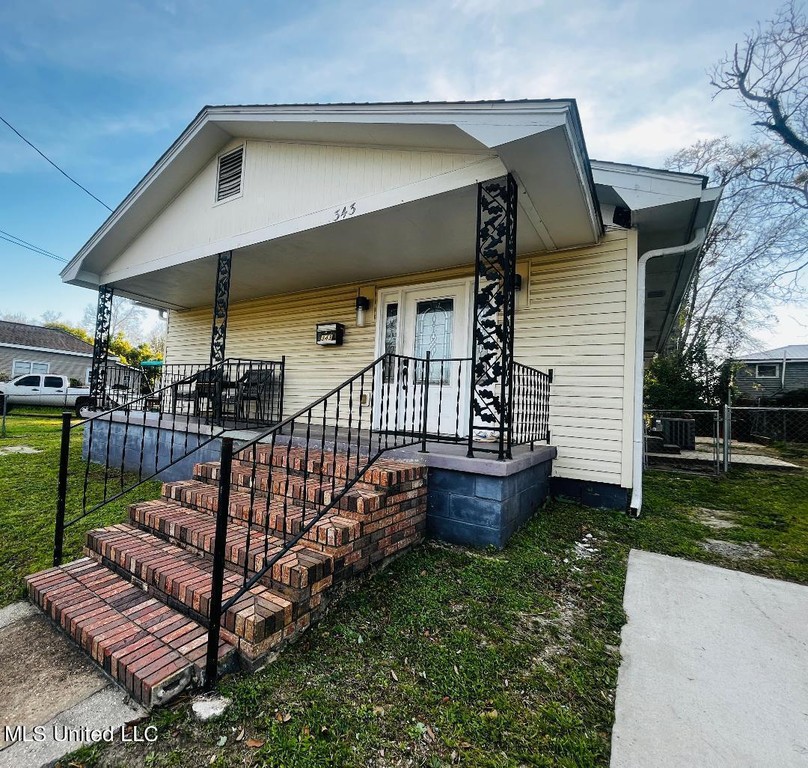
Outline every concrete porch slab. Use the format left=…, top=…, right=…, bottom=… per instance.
left=611, top=550, right=808, bottom=767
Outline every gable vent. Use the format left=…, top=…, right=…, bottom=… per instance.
left=216, top=146, right=244, bottom=202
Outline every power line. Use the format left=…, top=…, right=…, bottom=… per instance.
left=0, top=228, right=65, bottom=261
left=0, top=230, right=68, bottom=263
left=0, top=113, right=113, bottom=212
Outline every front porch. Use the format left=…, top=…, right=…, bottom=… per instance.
left=83, top=404, right=557, bottom=550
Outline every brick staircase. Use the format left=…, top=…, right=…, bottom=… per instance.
left=26, top=444, right=427, bottom=707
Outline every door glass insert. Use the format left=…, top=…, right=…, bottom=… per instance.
left=414, top=298, right=453, bottom=383
left=383, top=303, right=398, bottom=382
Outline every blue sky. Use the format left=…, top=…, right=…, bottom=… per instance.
left=0, top=0, right=802, bottom=349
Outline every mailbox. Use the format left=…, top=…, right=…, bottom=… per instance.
left=316, top=322, right=345, bottom=346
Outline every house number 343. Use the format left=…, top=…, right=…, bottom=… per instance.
left=333, top=203, right=357, bottom=221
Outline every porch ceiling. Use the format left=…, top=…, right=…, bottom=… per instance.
left=113, top=182, right=549, bottom=310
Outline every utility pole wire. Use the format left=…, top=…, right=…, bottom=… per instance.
left=0, top=228, right=66, bottom=261
left=0, top=232, right=68, bottom=263
left=0, top=113, right=113, bottom=212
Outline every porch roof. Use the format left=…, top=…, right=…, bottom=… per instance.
left=61, top=100, right=603, bottom=303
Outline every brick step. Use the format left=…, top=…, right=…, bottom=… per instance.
left=193, top=460, right=389, bottom=515
left=85, top=524, right=295, bottom=649
left=162, top=479, right=360, bottom=547
left=237, top=444, right=423, bottom=487
left=128, top=499, right=333, bottom=597
left=25, top=558, right=234, bottom=707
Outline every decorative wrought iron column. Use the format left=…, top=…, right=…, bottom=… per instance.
left=467, top=174, right=518, bottom=460
left=209, top=251, right=232, bottom=368
left=208, top=252, right=232, bottom=424
left=89, top=284, right=114, bottom=408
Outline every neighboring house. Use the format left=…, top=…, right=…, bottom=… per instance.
left=61, top=99, right=721, bottom=518
left=0, top=320, right=100, bottom=383
left=733, top=345, right=808, bottom=401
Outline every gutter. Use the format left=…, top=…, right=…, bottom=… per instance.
left=629, top=227, right=707, bottom=517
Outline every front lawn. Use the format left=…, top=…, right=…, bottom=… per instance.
left=2, top=416, right=806, bottom=766
left=0, top=414, right=160, bottom=606
left=65, top=471, right=807, bottom=768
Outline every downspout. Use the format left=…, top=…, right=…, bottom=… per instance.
left=629, top=228, right=707, bottom=517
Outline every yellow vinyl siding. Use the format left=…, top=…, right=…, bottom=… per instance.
left=166, top=230, right=636, bottom=489
left=515, top=230, right=636, bottom=488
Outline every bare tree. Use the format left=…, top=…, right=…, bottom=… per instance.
left=666, top=137, right=807, bottom=358
left=40, top=310, right=62, bottom=324
left=666, top=1, right=808, bottom=359
left=0, top=311, right=33, bottom=323
left=711, top=0, right=808, bottom=215
left=146, top=323, right=167, bottom=360
left=82, top=296, right=146, bottom=343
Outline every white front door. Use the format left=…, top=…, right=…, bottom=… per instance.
left=376, top=280, right=471, bottom=438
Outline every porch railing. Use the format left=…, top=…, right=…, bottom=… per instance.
left=511, top=362, right=553, bottom=449
left=52, top=357, right=285, bottom=566
left=203, top=351, right=468, bottom=683
left=49, top=348, right=551, bottom=688
left=147, top=358, right=285, bottom=430
left=202, top=352, right=552, bottom=683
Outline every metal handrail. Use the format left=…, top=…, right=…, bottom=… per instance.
left=204, top=352, right=473, bottom=684
left=511, top=362, right=553, bottom=449
left=52, top=357, right=285, bottom=564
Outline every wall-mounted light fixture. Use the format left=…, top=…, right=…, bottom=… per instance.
left=513, top=273, right=523, bottom=292
left=355, top=294, right=371, bottom=327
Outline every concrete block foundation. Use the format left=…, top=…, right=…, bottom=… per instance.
left=420, top=445, right=556, bottom=548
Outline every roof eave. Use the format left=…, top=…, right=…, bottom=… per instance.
left=63, top=99, right=598, bottom=286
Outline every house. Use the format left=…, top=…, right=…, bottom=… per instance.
left=61, top=100, right=721, bottom=517
left=0, top=320, right=100, bottom=384
left=26, top=100, right=722, bottom=705
left=733, top=345, right=808, bottom=401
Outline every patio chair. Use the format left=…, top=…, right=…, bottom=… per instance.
left=232, top=368, right=276, bottom=425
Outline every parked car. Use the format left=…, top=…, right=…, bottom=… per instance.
left=0, top=374, right=93, bottom=415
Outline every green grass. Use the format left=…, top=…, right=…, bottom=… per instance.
left=0, top=413, right=161, bottom=606
left=2, top=417, right=804, bottom=767
left=772, top=441, right=808, bottom=469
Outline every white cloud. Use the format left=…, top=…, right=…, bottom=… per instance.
left=746, top=303, right=808, bottom=353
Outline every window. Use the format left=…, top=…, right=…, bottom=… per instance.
left=382, top=303, right=398, bottom=382
left=756, top=364, right=779, bottom=378
left=12, top=360, right=49, bottom=377
left=414, top=298, right=453, bottom=384
left=44, top=376, right=64, bottom=388
left=216, top=145, right=244, bottom=202
left=15, top=375, right=41, bottom=387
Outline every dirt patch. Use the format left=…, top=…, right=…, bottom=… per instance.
left=693, top=508, right=739, bottom=530
left=0, top=612, right=107, bottom=746
left=700, top=539, right=772, bottom=560
left=0, top=445, right=42, bottom=456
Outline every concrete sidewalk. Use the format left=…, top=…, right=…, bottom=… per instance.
left=611, top=550, right=808, bottom=768
left=0, top=601, right=145, bottom=768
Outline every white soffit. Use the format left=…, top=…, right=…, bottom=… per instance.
left=591, top=160, right=706, bottom=211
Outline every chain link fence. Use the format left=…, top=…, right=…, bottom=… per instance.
left=645, top=409, right=722, bottom=475
left=644, top=406, right=808, bottom=475
left=730, top=407, right=808, bottom=444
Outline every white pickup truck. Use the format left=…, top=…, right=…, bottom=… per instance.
left=0, top=374, right=93, bottom=415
